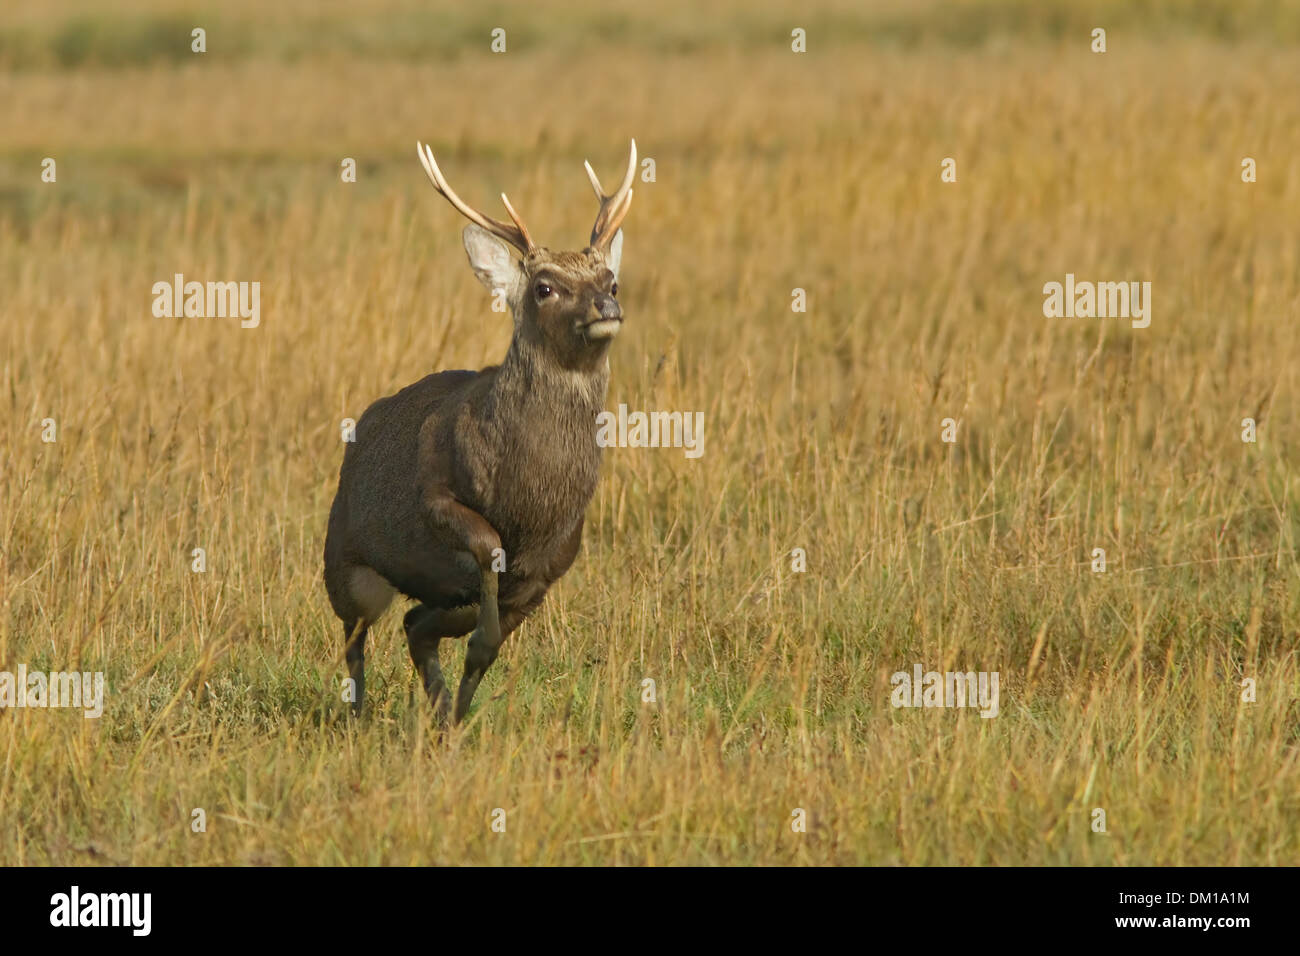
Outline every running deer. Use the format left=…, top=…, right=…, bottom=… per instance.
left=324, top=140, right=636, bottom=723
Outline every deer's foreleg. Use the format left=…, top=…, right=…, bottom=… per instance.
left=455, top=566, right=502, bottom=723
left=423, top=489, right=504, bottom=724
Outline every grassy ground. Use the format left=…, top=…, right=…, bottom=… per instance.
left=1, top=0, right=1298, bottom=864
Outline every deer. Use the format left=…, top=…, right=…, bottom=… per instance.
left=323, top=139, right=636, bottom=725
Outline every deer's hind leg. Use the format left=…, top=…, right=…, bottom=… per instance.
left=405, top=603, right=478, bottom=724
left=342, top=619, right=368, bottom=716
left=333, top=565, right=396, bottom=717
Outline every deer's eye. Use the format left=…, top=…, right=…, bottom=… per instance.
left=535, top=282, right=553, bottom=300
left=610, top=282, right=619, bottom=298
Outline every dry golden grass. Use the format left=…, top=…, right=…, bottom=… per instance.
left=1, top=0, right=1298, bottom=864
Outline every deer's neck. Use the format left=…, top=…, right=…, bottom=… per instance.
left=490, top=337, right=610, bottom=432
left=473, top=337, right=610, bottom=546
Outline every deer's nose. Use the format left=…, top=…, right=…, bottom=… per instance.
left=592, top=294, right=622, bottom=322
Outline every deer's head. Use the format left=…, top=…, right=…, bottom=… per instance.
left=417, top=141, right=636, bottom=372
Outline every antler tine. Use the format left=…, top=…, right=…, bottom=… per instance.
left=586, top=139, right=637, bottom=248
left=416, top=142, right=536, bottom=254
left=583, top=159, right=605, bottom=200
left=498, top=192, right=535, bottom=251
left=602, top=187, right=634, bottom=242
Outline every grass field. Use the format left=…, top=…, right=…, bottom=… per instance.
left=1, top=0, right=1298, bottom=865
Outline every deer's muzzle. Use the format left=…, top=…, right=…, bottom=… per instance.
left=592, top=293, right=621, bottom=323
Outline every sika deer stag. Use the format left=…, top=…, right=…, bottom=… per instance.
left=324, top=140, right=636, bottom=724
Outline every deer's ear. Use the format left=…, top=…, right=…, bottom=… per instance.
left=462, top=224, right=523, bottom=302
left=605, top=230, right=624, bottom=281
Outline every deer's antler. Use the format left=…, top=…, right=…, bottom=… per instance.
left=584, top=139, right=636, bottom=250
left=417, top=142, right=536, bottom=254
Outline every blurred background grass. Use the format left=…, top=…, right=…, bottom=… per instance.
left=5, top=0, right=1300, bottom=71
